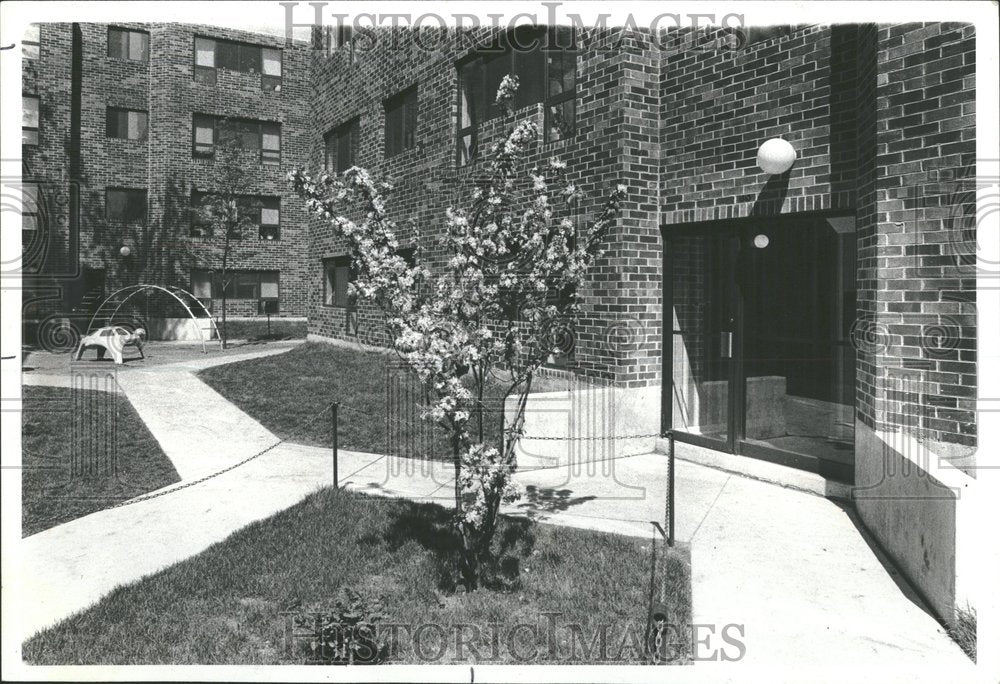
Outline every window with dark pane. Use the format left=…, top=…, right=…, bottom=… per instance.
left=107, top=107, right=148, bottom=141
left=189, top=191, right=213, bottom=237
left=108, top=27, right=149, bottom=62
left=326, top=117, right=359, bottom=172
left=323, top=256, right=353, bottom=307
left=544, top=27, right=577, bottom=142
left=106, top=188, right=147, bottom=223
left=384, top=87, right=417, bottom=158
left=454, top=26, right=576, bottom=164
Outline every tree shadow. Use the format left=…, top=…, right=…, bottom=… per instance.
left=374, top=500, right=539, bottom=593
left=515, top=484, right=597, bottom=518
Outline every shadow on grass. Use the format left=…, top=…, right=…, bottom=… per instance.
left=373, top=501, right=538, bottom=593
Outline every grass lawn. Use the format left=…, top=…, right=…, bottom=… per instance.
left=21, top=386, right=181, bottom=537
left=198, top=342, right=600, bottom=459
left=22, top=488, right=691, bottom=665
left=198, top=342, right=519, bottom=459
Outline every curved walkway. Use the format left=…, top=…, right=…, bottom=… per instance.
left=10, top=343, right=977, bottom=679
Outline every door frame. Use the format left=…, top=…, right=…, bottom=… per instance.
left=660, top=211, right=857, bottom=484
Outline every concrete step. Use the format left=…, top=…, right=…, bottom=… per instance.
left=655, top=437, right=853, bottom=500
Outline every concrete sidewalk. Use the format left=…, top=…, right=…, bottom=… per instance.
left=13, top=344, right=976, bottom=677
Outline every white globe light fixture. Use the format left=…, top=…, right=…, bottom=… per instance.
left=756, top=138, right=796, bottom=175
left=119, top=245, right=131, bottom=257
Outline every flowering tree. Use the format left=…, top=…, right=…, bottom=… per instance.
left=290, top=76, right=626, bottom=589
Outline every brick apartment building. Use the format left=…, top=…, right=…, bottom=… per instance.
left=19, top=20, right=979, bottom=631
left=20, top=22, right=312, bottom=344
left=302, top=23, right=978, bottom=628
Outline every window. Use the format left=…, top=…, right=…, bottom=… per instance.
left=384, top=86, right=417, bottom=158
left=108, top=27, right=149, bottom=62
left=324, top=117, right=359, bottom=172
left=22, top=184, right=41, bottom=247
left=191, top=269, right=214, bottom=307
left=258, top=197, right=281, bottom=240
left=106, top=107, right=148, bottom=141
left=456, top=26, right=576, bottom=163
left=193, top=114, right=280, bottom=164
left=194, top=37, right=216, bottom=84
left=317, top=23, right=355, bottom=61
left=190, top=192, right=280, bottom=240
left=193, top=114, right=215, bottom=157
left=218, top=40, right=260, bottom=72
left=193, top=270, right=280, bottom=314
left=23, top=95, right=39, bottom=145
left=262, top=49, right=282, bottom=91
left=106, top=188, right=147, bottom=223
left=398, top=247, right=417, bottom=268
left=189, top=192, right=213, bottom=237
left=261, top=122, right=281, bottom=165
left=544, top=35, right=577, bottom=143
left=193, top=36, right=282, bottom=91
left=23, top=24, right=40, bottom=60
left=258, top=272, right=280, bottom=313
left=323, top=256, right=353, bottom=307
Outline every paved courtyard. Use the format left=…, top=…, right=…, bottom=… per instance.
left=13, top=342, right=975, bottom=676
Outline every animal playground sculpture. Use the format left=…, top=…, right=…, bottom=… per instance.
left=75, top=326, right=147, bottom=365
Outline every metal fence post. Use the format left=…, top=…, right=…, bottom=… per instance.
left=332, top=402, right=340, bottom=489
left=667, top=430, right=675, bottom=547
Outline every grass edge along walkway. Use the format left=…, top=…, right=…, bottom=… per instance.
left=22, top=488, right=692, bottom=665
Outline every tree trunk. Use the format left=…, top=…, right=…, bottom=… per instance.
left=220, top=233, right=230, bottom=350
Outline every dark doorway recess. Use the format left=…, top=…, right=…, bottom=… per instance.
left=663, top=212, right=857, bottom=483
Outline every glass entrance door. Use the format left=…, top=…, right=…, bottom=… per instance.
left=666, top=214, right=857, bottom=483
left=667, top=229, right=738, bottom=451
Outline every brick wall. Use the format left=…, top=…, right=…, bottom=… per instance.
left=22, top=22, right=314, bottom=333
left=305, top=27, right=665, bottom=385
left=20, top=23, right=77, bottom=328
left=858, top=22, right=977, bottom=452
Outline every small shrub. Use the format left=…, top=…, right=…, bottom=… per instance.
left=293, top=587, right=389, bottom=664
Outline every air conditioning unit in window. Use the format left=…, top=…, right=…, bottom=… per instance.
left=274, top=85, right=281, bottom=92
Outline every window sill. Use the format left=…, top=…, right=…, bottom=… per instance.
left=106, top=57, right=149, bottom=65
